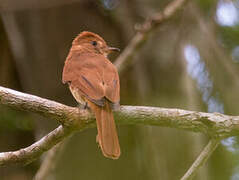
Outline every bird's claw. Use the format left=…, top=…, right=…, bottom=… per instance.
left=77, top=102, right=88, bottom=109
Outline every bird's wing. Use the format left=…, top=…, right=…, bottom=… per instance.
left=102, top=63, right=120, bottom=104
left=62, top=53, right=120, bottom=106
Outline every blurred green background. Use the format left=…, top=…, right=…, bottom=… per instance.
left=1, top=0, right=239, bottom=179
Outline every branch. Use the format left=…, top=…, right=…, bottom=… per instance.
left=118, top=106, right=239, bottom=138
left=2, top=86, right=239, bottom=137
left=34, top=142, right=67, bottom=180
left=0, top=86, right=92, bottom=127
left=114, top=0, right=189, bottom=73
left=181, top=139, right=220, bottom=180
left=0, top=85, right=238, bottom=166
left=0, top=125, right=72, bottom=166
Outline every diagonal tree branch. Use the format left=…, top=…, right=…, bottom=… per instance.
left=0, top=125, right=73, bottom=166
left=0, top=85, right=239, bottom=166
left=181, top=139, right=220, bottom=180
left=114, top=0, right=189, bottom=73
left=34, top=141, right=68, bottom=180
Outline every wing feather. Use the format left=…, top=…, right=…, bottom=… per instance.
left=62, top=52, right=120, bottom=105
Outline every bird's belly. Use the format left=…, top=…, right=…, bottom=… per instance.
left=69, top=85, right=85, bottom=104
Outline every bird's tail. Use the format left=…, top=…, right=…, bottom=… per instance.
left=88, top=100, right=121, bottom=159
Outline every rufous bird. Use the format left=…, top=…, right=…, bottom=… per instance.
left=62, top=31, right=121, bottom=159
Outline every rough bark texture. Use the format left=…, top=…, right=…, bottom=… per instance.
left=0, top=85, right=238, bottom=166
left=118, top=106, right=239, bottom=138
left=0, top=125, right=72, bottom=166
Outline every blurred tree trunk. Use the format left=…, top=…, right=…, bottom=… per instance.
left=0, top=0, right=237, bottom=179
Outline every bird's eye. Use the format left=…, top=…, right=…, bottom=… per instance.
left=91, top=41, right=97, bottom=46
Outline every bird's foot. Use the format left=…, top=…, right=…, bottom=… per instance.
left=96, top=135, right=101, bottom=148
left=77, top=102, right=89, bottom=110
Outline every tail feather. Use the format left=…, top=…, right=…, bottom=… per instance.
left=88, top=100, right=121, bottom=159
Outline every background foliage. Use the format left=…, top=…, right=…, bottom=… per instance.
left=0, top=0, right=239, bottom=179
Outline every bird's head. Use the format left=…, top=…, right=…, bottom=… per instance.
left=72, top=31, right=120, bottom=57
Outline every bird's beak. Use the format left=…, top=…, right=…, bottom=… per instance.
left=108, top=47, right=120, bottom=52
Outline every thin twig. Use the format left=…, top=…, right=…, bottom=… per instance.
left=34, top=141, right=67, bottom=180
left=181, top=139, right=220, bottom=180
left=114, top=0, right=189, bottom=73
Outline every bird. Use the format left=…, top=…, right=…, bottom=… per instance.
left=62, top=31, right=121, bottom=159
